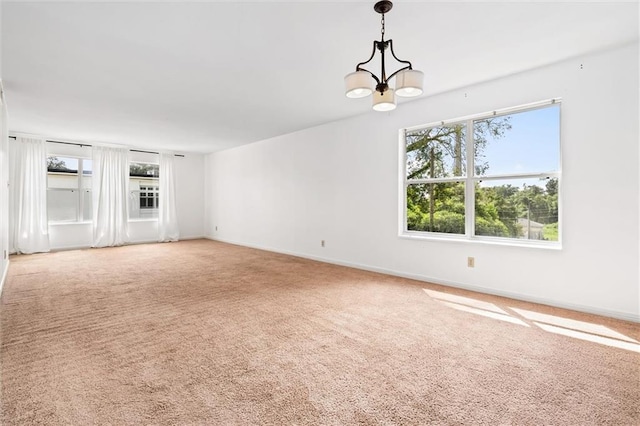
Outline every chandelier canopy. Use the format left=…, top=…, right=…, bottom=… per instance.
left=344, top=1, right=424, bottom=112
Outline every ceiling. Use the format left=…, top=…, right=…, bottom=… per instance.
left=2, top=1, right=638, bottom=154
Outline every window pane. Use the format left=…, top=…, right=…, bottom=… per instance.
left=47, top=156, right=78, bottom=174
left=129, top=187, right=159, bottom=219
left=407, top=182, right=465, bottom=234
left=48, top=173, right=78, bottom=190
left=81, top=175, right=92, bottom=190
left=130, top=162, right=159, bottom=178
left=47, top=189, right=78, bottom=222
left=82, top=159, right=93, bottom=190
left=406, top=124, right=466, bottom=179
left=82, top=159, right=92, bottom=175
left=140, top=204, right=158, bottom=218
left=130, top=190, right=141, bottom=219
left=474, top=105, right=560, bottom=176
left=83, top=190, right=92, bottom=222
left=130, top=174, right=158, bottom=219
left=475, top=177, right=558, bottom=241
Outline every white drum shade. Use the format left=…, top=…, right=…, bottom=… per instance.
left=344, top=71, right=373, bottom=98
left=372, top=88, right=396, bottom=111
left=395, top=69, right=424, bottom=98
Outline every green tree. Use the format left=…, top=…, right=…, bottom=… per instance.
left=129, top=163, right=159, bottom=177
left=518, top=182, right=557, bottom=225
left=475, top=184, right=518, bottom=237
left=545, top=178, right=559, bottom=223
left=405, top=117, right=511, bottom=233
left=47, top=157, right=75, bottom=172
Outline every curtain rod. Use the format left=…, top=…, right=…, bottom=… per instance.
left=8, top=136, right=185, bottom=157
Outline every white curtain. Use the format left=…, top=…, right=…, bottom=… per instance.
left=9, top=137, right=50, bottom=254
left=158, top=152, right=179, bottom=242
left=92, top=146, right=129, bottom=247
left=0, top=92, right=9, bottom=262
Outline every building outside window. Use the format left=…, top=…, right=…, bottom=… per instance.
left=139, top=185, right=159, bottom=209
left=402, top=101, right=561, bottom=244
left=129, top=162, right=159, bottom=219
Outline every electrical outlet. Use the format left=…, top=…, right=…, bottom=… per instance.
left=321, top=240, right=325, bottom=247
left=215, top=226, right=218, bottom=231
left=467, top=257, right=475, bottom=268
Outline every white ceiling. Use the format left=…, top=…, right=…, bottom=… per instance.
left=2, top=1, right=638, bottom=153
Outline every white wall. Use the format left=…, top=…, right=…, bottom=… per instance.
left=204, top=42, right=639, bottom=321
left=0, top=4, right=7, bottom=294
left=0, top=86, right=9, bottom=293
left=175, top=151, right=205, bottom=239
left=43, top=142, right=205, bottom=250
left=0, top=2, right=8, bottom=291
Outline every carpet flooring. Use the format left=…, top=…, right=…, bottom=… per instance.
left=1, top=239, right=638, bottom=425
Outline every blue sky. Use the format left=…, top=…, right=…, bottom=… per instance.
left=405, top=104, right=560, bottom=186
left=479, top=104, right=560, bottom=177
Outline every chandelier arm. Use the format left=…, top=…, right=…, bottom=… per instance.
left=355, top=67, right=381, bottom=85
left=355, top=41, right=378, bottom=71
left=386, top=64, right=412, bottom=82
left=388, top=39, right=413, bottom=70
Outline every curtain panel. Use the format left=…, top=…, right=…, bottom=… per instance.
left=9, top=137, right=50, bottom=254
left=92, top=146, right=130, bottom=247
left=158, top=153, right=179, bottom=242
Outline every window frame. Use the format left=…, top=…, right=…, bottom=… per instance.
left=399, top=99, right=562, bottom=247
left=128, top=161, right=160, bottom=221
left=46, top=155, right=93, bottom=223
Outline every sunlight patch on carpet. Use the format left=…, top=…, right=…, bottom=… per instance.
left=534, top=322, right=640, bottom=353
left=510, top=308, right=639, bottom=343
left=423, top=289, right=528, bottom=326
left=440, top=301, right=529, bottom=326
left=423, top=289, right=509, bottom=315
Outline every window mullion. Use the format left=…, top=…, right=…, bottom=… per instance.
left=465, top=119, right=475, bottom=237
left=399, top=129, right=408, bottom=234
left=78, top=158, right=84, bottom=222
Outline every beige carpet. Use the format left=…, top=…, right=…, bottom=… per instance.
left=1, top=239, right=638, bottom=425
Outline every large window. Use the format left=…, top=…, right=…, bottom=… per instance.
left=129, top=162, right=159, bottom=219
left=47, top=156, right=92, bottom=222
left=47, top=157, right=161, bottom=222
left=402, top=101, right=560, bottom=244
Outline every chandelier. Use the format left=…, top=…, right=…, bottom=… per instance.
left=344, top=1, right=423, bottom=112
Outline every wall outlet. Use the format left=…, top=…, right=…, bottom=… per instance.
left=215, top=226, right=218, bottom=231
left=467, top=257, right=475, bottom=268
left=321, top=240, right=325, bottom=247
left=3, top=250, right=6, bottom=259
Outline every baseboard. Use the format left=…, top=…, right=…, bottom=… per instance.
left=49, top=235, right=207, bottom=252
left=179, top=235, right=207, bottom=241
left=207, top=236, right=640, bottom=323
left=0, top=259, right=9, bottom=299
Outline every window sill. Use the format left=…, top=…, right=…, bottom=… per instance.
left=128, top=218, right=158, bottom=223
left=398, top=232, right=562, bottom=250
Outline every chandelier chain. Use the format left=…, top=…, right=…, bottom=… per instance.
left=381, top=13, right=385, bottom=39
